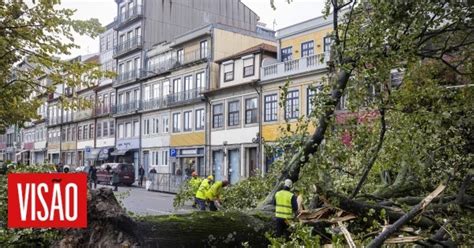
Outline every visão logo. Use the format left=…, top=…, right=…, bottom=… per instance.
left=7, top=173, right=87, bottom=228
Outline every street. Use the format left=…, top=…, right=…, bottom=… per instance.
left=96, top=184, right=192, bottom=216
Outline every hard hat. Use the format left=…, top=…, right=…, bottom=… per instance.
left=284, top=179, right=292, bottom=188
left=192, top=171, right=198, bottom=177
left=207, top=175, right=214, bottom=181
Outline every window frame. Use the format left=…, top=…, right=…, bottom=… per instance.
left=172, top=113, right=181, bottom=133
left=281, top=46, right=293, bottom=62
left=183, top=111, right=192, bottom=132
left=212, top=104, right=224, bottom=129
left=324, top=36, right=332, bottom=52
left=264, top=94, right=278, bottom=122
left=245, top=97, right=258, bottom=124
left=285, top=90, right=299, bottom=120
left=195, top=108, right=205, bottom=130
left=200, top=40, right=208, bottom=59
left=243, top=57, right=255, bottom=78
left=223, top=62, right=234, bottom=82
left=301, top=40, right=314, bottom=57
left=227, top=100, right=240, bottom=127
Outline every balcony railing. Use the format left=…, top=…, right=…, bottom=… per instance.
left=113, top=35, right=143, bottom=58
left=168, top=88, right=204, bottom=105
left=146, top=60, right=176, bottom=77
left=261, top=53, right=329, bottom=81
left=47, top=117, right=62, bottom=126
left=141, top=97, right=168, bottom=112
left=116, top=5, right=143, bottom=28
left=94, top=106, right=111, bottom=116
left=113, top=102, right=140, bottom=115
left=115, top=69, right=142, bottom=86
left=74, top=110, right=92, bottom=121
left=146, top=49, right=209, bottom=77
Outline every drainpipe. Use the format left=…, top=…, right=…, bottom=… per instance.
left=206, top=27, right=214, bottom=177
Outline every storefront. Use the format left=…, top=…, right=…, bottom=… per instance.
left=170, top=147, right=205, bottom=177
left=114, top=138, right=140, bottom=178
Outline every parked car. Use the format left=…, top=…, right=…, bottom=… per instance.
left=96, top=163, right=135, bottom=186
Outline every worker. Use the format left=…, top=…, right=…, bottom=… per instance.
left=195, top=175, right=214, bottom=210
left=206, top=180, right=229, bottom=211
left=189, top=171, right=203, bottom=208
left=273, top=179, right=298, bottom=237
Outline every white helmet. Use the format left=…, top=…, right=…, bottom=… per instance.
left=284, top=179, right=292, bottom=188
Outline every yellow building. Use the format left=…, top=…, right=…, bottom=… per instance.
left=259, top=15, right=333, bottom=169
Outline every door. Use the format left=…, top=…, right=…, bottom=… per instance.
left=133, top=151, right=139, bottom=181
left=143, top=151, right=149, bottom=176
left=213, top=150, right=224, bottom=181
left=228, top=149, right=240, bottom=184
left=247, top=147, right=257, bottom=177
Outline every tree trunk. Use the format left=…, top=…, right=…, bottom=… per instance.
left=54, top=188, right=273, bottom=248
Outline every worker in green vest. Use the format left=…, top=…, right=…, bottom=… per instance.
left=273, top=179, right=298, bottom=237
left=189, top=171, right=203, bottom=208
left=195, top=175, right=213, bottom=210
left=206, top=180, right=229, bottom=211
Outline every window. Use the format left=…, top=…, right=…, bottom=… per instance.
left=172, top=113, right=181, bottom=132
left=184, top=111, right=192, bottom=131
left=213, top=104, right=224, bottom=128
left=144, top=85, right=150, bottom=101
left=83, top=125, right=88, bottom=140
left=307, top=86, right=322, bottom=115
left=223, top=62, right=234, bottom=82
left=153, top=83, right=160, bottom=99
left=103, top=121, right=109, bottom=137
left=173, top=78, right=181, bottom=94
left=301, top=41, right=314, bottom=57
left=243, top=57, right=255, bottom=77
left=97, top=123, right=102, bottom=138
left=144, top=119, right=150, bottom=135
left=126, top=122, right=132, bottom=137
left=324, top=36, right=332, bottom=52
left=196, top=72, right=205, bottom=90
left=133, top=121, right=139, bottom=137
left=118, top=124, right=124, bottom=138
left=184, top=75, right=193, bottom=93
left=71, top=127, right=75, bottom=141
left=109, top=121, right=115, bottom=135
left=176, top=49, right=184, bottom=64
left=110, top=92, right=116, bottom=107
left=285, top=90, right=299, bottom=120
left=195, top=109, right=205, bottom=130
left=162, top=150, right=168, bottom=166
left=264, top=94, right=278, bottom=122
left=245, top=98, right=258, bottom=124
left=337, top=93, right=349, bottom=110
left=228, top=101, right=240, bottom=126
left=200, top=40, right=208, bottom=58
left=154, top=118, right=160, bottom=133
left=281, top=47, right=292, bottom=61
left=163, top=116, right=169, bottom=133
left=89, top=124, right=94, bottom=139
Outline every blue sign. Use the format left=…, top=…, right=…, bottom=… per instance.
left=170, top=149, right=177, bottom=157
left=85, top=147, right=91, bottom=153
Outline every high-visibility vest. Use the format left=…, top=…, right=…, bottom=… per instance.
left=189, top=177, right=202, bottom=193
left=196, top=179, right=210, bottom=200
left=206, top=181, right=223, bottom=201
left=275, top=190, right=294, bottom=219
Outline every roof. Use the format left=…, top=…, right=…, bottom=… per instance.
left=215, top=43, right=277, bottom=63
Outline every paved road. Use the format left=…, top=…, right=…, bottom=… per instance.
left=96, top=184, right=193, bottom=216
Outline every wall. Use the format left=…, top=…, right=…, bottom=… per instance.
left=279, top=27, right=332, bottom=57
left=219, top=54, right=260, bottom=88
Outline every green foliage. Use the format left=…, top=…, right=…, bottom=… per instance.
left=266, top=223, right=321, bottom=247
left=173, top=180, right=194, bottom=208
left=0, top=164, right=60, bottom=246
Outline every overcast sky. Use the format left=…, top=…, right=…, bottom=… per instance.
left=61, top=0, right=325, bottom=59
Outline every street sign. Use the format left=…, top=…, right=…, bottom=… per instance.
left=170, top=149, right=177, bottom=157
left=85, top=147, right=91, bottom=154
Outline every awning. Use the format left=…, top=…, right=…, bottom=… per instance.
left=110, top=149, right=130, bottom=156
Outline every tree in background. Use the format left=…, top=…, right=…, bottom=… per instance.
left=0, top=0, right=111, bottom=132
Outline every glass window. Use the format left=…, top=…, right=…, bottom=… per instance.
left=200, top=40, right=208, bottom=59
left=109, top=121, right=115, bottom=135
left=126, top=122, right=132, bottom=137
left=162, top=150, right=168, bottom=166
left=307, top=86, right=322, bottom=115
left=195, top=109, right=205, bottom=130
left=301, top=41, right=314, bottom=57
left=143, top=119, right=150, bottom=135
left=144, top=86, right=150, bottom=101
left=89, top=123, right=94, bottom=139
left=163, top=116, right=169, bottom=133
left=154, top=118, right=160, bottom=133
left=97, top=122, right=102, bottom=138
left=173, top=113, right=181, bottom=132
left=285, top=90, right=299, bottom=120
left=173, top=78, right=181, bottom=94
left=82, top=125, right=88, bottom=140
left=228, top=101, right=240, bottom=126
left=324, top=36, right=332, bottom=52
left=243, top=57, right=255, bottom=77
left=281, top=47, right=292, bottom=61
left=196, top=72, right=205, bottom=91
left=103, top=121, right=109, bottom=137
left=184, top=111, right=192, bottom=131
left=133, top=121, right=139, bottom=137
left=264, top=94, right=278, bottom=122
left=118, top=124, right=124, bottom=138
left=245, top=98, right=258, bottom=124
left=153, top=83, right=160, bottom=99
left=213, top=104, right=224, bottom=128
left=223, top=62, right=234, bottom=82
left=177, top=49, right=184, bottom=64
left=184, top=75, right=193, bottom=92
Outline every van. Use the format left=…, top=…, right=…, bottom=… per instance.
left=96, top=163, right=135, bottom=186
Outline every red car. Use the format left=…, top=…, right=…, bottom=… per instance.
left=96, top=163, right=135, bottom=186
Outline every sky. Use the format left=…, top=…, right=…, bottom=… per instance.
left=61, top=0, right=326, bottom=59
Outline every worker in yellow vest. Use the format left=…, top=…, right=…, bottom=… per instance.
left=206, top=180, right=229, bottom=211
left=195, top=175, right=214, bottom=210
left=273, top=179, right=298, bottom=237
left=189, top=171, right=203, bottom=208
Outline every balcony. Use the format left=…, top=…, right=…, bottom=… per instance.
left=141, top=97, right=168, bottom=112
left=114, top=70, right=142, bottom=87
left=74, top=110, right=93, bottom=121
left=261, top=53, right=329, bottom=81
left=113, top=36, right=143, bottom=58
left=116, top=5, right=143, bottom=29
left=94, top=106, right=111, bottom=117
left=112, top=102, right=140, bottom=116
left=145, top=49, right=209, bottom=77
left=168, top=88, right=204, bottom=106
left=145, top=60, right=175, bottom=77
left=47, top=117, right=62, bottom=126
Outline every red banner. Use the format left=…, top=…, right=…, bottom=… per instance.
left=8, top=173, right=87, bottom=228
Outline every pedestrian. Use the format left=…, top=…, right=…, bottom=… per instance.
left=149, top=167, right=157, bottom=174
left=138, top=165, right=145, bottom=187
left=273, top=179, right=298, bottom=238
left=195, top=175, right=213, bottom=210
left=63, top=165, right=70, bottom=173
left=112, top=170, right=120, bottom=192
left=206, top=180, right=229, bottom=211
left=189, top=171, right=202, bottom=208
left=176, top=168, right=182, bottom=176
left=88, top=164, right=97, bottom=189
